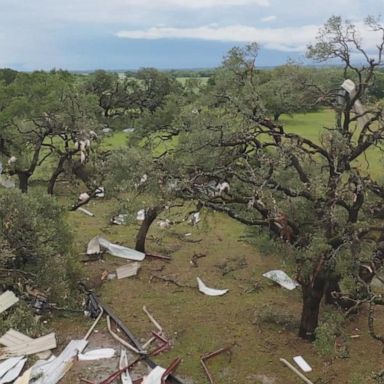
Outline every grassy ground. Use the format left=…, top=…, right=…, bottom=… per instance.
left=44, top=109, right=384, bottom=383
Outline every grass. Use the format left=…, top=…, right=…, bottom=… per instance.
left=44, top=109, right=384, bottom=383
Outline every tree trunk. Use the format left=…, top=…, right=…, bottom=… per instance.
left=299, top=277, right=326, bottom=340
left=324, top=276, right=341, bottom=305
left=18, top=172, right=30, bottom=193
left=47, top=155, right=67, bottom=195
left=273, top=112, right=281, bottom=121
left=135, top=206, right=162, bottom=253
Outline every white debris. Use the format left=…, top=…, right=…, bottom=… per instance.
left=0, top=291, right=18, bottom=314
left=116, top=263, right=141, bottom=279
left=80, top=151, right=86, bottom=164
left=215, top=182, right=230, bottom=196
left=102, top=128, right=112, bottom=133
left=197, top=277, right=228, bottom=297
left=0, top=357, right=24, bottom=379
left=77, top=207, right=94, bottom=217
left=87, top=236, right=101, bottom=255
left=188, top=212, right=200, bottom=226
left=78, top=192, right=90, bottom=202
left=89, top=130, right=98, bottom=139
left=95, top=186, right=105, bottom=198
left=293, top=356, right=312, bottom=373
left=262, top=270, right=299, bottom=290
left=142, top=366, right=167, bottom=384
left=99, top=238, right=145, bottom=261
left=0, top=358, right=27, bottom=384
left=137, top=209, right=145, bottom=222
left=111, top=214, right=129, bottom=225
left=120, top=349, right=132, bottom=384
left=0, top=176, right=15, bottom=189
left=123, top=128, right=135, bottom=133
left=7, top=157, right=16, bottom=165
left=140, top=174, right=148, bottom=184
left=157, top=219, right=170, bottom=229
left=78, top=348, right=115, bottom=361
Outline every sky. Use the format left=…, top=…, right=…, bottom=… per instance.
left=0, top=0, right=382, bottom=71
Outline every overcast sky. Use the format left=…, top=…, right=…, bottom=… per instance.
left=0, top=0, right=382, bottom=70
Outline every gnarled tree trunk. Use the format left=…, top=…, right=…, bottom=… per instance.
left=18, top=172, right=30, bottom=193
left=299, top=277, right=326, bottom=340
left=135, top=206, right=163, bottom=253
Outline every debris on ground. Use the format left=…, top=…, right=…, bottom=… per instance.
left=78, top=348, right=116, bottom=361
left=116, top=263, right=141, bottom=279
left=157, top=220, right=171, bottom=229
left=196, top=277, right=228, bottom=296
left=200, top=346, right=231, bottom=384
left=120, top=348, right=133, bottom=384
left=137, top=209, right=145, bottom=222
left=86, top=236, right=146, bottom=261
left=280, top=358, right=313, bottom=384
left=0, top=291, right=18, bottom=314
left=111, top=214, right=129, bottom=225
left=0, top=357, right=26, bottom=384
left=262, top=270, right=299, bottom=290
left=77, top=207, right=95, bottom=217
left=293, top=356, right=312, bottom=373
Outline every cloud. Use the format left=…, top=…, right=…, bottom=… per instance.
left=117, top=24, right=320, bottom=52
left=261, top=15, right=277, bottom=22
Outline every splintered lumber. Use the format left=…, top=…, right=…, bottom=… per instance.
left=0, top=329, right=51, bottom=359
left=280, top=358, right=314, bottom=384
left=0, top=291, right=18, bottom=314
left=116, top=263, right=140, bottom=279
left=0, top=333, right=56, bottom=359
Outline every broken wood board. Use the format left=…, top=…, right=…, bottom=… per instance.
left=0, top=357, right=26, bottom=384
left=293, top=356, right=312, bottom=373
left=0, top=329, right=52, bottom=359
left=116, top=263, right=141, bottom=279
left=197, top=277, right=228, bottom=296
left=78, top=348, right=115, bottom=361
left=0, top=333, right=56, bottom=359
left=31, top=339, right=88, bottom=384
left=0, top=291, right=18, bottom=314
left=77, top=207, right=94, bottom=217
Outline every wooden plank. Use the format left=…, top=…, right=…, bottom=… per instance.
left=0, top=329, right=51, bottom=359
left=116, top=263, right=140, bottom=279
left=0, top=333, right=56, bottom=359
left=0, top=292, right=18, bottom=314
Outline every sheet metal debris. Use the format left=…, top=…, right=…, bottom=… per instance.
left=78, top=348, right=115, bottom=361
left=142, top=366, right=167, bottom=384
left=280, top=358, right=313, bottom=384
left=111, top=214, right=129, bottom=225
left=86, top=236, right=145, bottom=261
left=116, top=263, right=141, bottom=279
left=120, top=349, right=133, bottom=384
left=196, top=278, right=228, bottom=296
left=293, top=356, right=312, bottom=373
left=262, top=270, right=299, bottom=290
left=0, top=329, right=51, bottom=359
left=200, top=346, right=231, bottom=384
left=0, top=356, right=24, bottom=379
left=0, top=291, right=18, bottom=314
left=0, top=357, right=26, bottom=384
left=137, top=209, right=145, bottom=222
left=0, top=332, right=56, bottom=359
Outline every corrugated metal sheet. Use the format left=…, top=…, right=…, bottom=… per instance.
left=0, top=357, right=27, bottom=384
left=116, top=262, right=140, bottom=279
left=0, top=329, right=51, bottom=359
left=0, top=292, right=18, bottom=314
left=0, top=333, right=56, bottom=359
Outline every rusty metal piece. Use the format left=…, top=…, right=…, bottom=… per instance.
left=150, top=331, right=170, bottom=356
left=145, top=253, right=171, bottom=261
left=161, top=357, right=182, bottom=384
left=200, top=346, right=231, bottom=384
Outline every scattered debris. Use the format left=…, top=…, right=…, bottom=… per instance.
left=78, top=207, right=95, bottom=217
left=78, top=348, right=115, bottom=361
left=123, top=128, right=135, bottom=133
left=0, top=357, right=26, bottom=384
left=0, top=356, right=24, bottom=379
left=0, top=333, right=56, bottom=359
left=196, top=277, right=228, bottom=296
left=142, top=365, right=166, bottom=384
left=262, top=270, right=299, bottom=290
left=102, top=127, right=113, bottom=134
left=190, top=253, right=206, bottom=268
left=0, top=329, right=51, bottom=360
left=188, top=212, right=200, bottom=226
left=145, top=253, right=171, bottom=261
left=0, top=291, right=18, bottom=314
left=200, top=346, right=231, bottom=384
left=157, top=219, right=171, bottom=229
left=116, top=263, right=141, bottom=279
left=86, top=236, right=146, bottom=261
left=137, top=209, right=146, bottom=222
left=31, top=339, right=88, bottom=384
left=111, top=214, right=129, bottom=225
left=0, top=176, right=15, bottom=189
left=95, top=187, right=105, bottom=198
left=215, top=182, right=230, bottom=196
left=280, top=358, right=313, bottom=384
left=79, top=192, right=90, bottom=203
left=119, top=348, right=133, bottom=384
left=293, top=356, right=312, bottom=373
